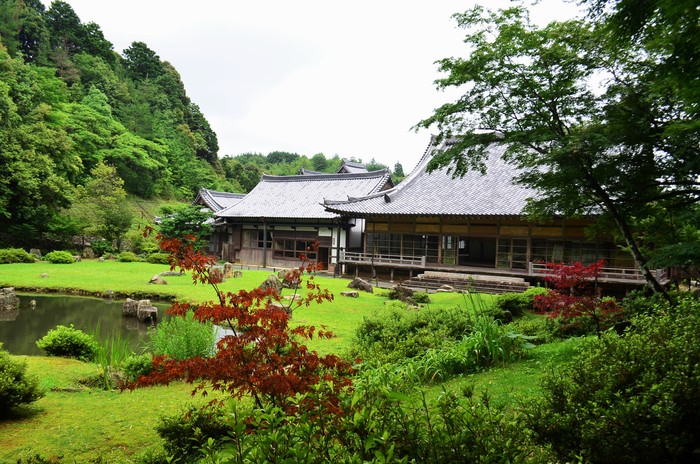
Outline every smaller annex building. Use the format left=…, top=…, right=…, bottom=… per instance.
left=193, top=188, right=246, bottom=257
left=206, top=167, right=393, bottom=272
left=323, top=138, right=659, bottom=286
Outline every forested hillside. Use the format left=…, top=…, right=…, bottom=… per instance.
left=0, top=0, right=399, bottom=251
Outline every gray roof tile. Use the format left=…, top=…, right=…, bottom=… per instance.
left=324, top=141, right=535, bottom=217
left=217, top=170, right=391, bottom=219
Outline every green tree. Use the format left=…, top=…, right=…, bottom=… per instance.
left=158, top=204, right=212, bottom=249
left=122, top=41, right=163, bottom=81
left=71, top=162, right=133, bottom=251
left=415, top=5, right=698, bottom=293
left=311, top=152, right=328, bottom=171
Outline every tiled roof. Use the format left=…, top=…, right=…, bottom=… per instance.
left=217, top=169, right=392, bottom=219
left=193, top=188, right=246, bottom=212
left=324, top=140, right=535, bottom=217
left=338, top=160, right=368, bottom=174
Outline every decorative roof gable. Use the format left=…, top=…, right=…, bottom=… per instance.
left=194, top=188, right=246, bottom=212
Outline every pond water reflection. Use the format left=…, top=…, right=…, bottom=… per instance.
left=0, top=294, right=169, bottom=355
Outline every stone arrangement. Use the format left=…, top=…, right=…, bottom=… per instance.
left=122, top=298, right=158, bottom=323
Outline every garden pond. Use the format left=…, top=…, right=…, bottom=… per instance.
left=0, top=294, right=169, bottom=355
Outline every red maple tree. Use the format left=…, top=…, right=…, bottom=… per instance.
left=534, top=260, right=621, bottom=337
left=132, top=227, right=354, bottom=413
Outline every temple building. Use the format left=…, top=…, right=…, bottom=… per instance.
left=206, top=168, right=392, bottom=271
left=323, top=138, right=663, bottom=287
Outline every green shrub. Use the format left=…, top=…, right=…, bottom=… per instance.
left=156, top=404, right=231, bottom=460
left=36, top=325, right=99, bottom=361
left=0, top=343, right=44, bottom=415
left=116, top=251, right=142, bottom=262
left=44, top=250, right=75, bottom=264
left=146, top=252, right=170, bottom=265
left=122, top=353, right=154, bottom=382
left=213, top=375, right=552, bottom=463
left=91, top=239, right=112, bottom=257
left=507, top=313, right=559, bottom=344
left=0, top=247, right=35, bottom=264
left=351, top=305, right=474, bottom=364
left=148, top=311, right=215, bottom=360
left=413, top=291, right=431, bottom=304
left=527, top=294, right=700, bottom=463
left=495, top=286, right=549, bottom=317
left=408, top=317, right=531, bottom=383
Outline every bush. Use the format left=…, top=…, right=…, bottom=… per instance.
left=495, top=286, right=549, bottom=318
left=351, top=305, right=474, bottom=364
left=213, top=375, right=552, bottom=464
left=91, top=239, right=112, bottom=257
left=0, top=343, right=44, bottom=415
left=507, top=313, right=559, bottom=344
left=116, top=251, right=142, bottom=262
left=36, top=325, right=99, bottom=361
left=148, top=311, right=215, bottom=360
left=527, top=294, right=700, bottom=463
left=413, top=291, right=431, bottom=304
left=146, top=252, right=170, bottom=265
left=121, top=353, right=154, bottom=382
left=44, top=250, right=75, bottom=264
left=156, top=404, right=231, bottom=460
left=408, top=317, right=530, bottom=383
left=0, top=247, right=35, bottom=264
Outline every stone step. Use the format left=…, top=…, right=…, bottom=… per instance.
left=402, top=275, right=530, bottom=295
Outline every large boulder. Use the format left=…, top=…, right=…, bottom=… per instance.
left=122, top=298, right=139, bottom=317
left=348, top=277, right=373, bottom=293
left=0, top=287, right=19, bottom=311
left=259, top=274, right=283, bottom=293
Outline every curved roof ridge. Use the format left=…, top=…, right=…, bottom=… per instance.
left=261, top=168, right=390, bottom=183
left=376, top=137, right=435, bottom=202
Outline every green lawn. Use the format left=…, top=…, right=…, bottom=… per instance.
left=0, top=260, right=564, bottom=462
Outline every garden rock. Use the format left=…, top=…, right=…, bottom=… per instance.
left=269, top=301, right=292, bottom=315
left=82, top=247, right=95, bottom=259
left=389, top=285, right=415, bottom=304
left=259, top=274, right=283, bottom=293
left=122, top=298, right=139, bottom=317
left=437, top=285, right=455, bottom=292
left=0, top=287, right=19, bottom=311
left=149, top=274, right=167, bottom=285
left=223, top=262, right=234, bottom=278
left=29, top=248, right=41, bottom=259
left=340, top=291, right=359, bottom=298
left=137, top=304, right=158, bottom=323
left=277, top=269, right=300, bottom=288
left=73, top=255, right=81, bottom=262
left=103, top=290, right=114, bottom=299
left=233, top=270, right=243, bottom=278
left=40, top=273, right=49, bottom=278
left=348, top=277, right=373, bottom=293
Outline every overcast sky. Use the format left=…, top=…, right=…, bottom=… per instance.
left=49, top=0, right=581, bottom=172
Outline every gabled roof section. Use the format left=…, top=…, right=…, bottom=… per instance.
left=217, top=169, right=392, bottom=219
left=338, top=160, right=368, bottom=174
left=193, top=188, right=246, bottom=212
left=324, top=140, right=535, bottom=217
